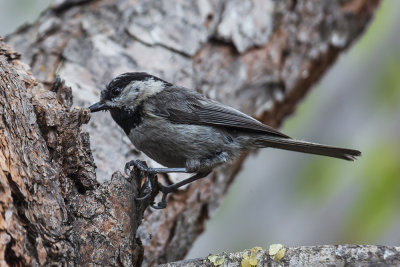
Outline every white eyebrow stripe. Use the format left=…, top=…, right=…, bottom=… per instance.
left=111, top=78, right=167, bottom=111
left=135, top=79, right=166, bottom=102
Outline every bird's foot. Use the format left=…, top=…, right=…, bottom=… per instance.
left=124, top=160, right=150, bottom=176
left=124, top=160, right=202, bottom=209
left=136, top=176, right=153, bottom=201
left=150, top=184, right=173, bottom=209
left=124, top=160, right=153, bottom=201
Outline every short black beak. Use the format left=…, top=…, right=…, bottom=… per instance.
left=88, top=102, right=107, bottom=112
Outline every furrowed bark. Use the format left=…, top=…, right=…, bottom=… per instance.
left=0, top=39, right=150, bottom=266
left=1, top=0, right=380, bottom=266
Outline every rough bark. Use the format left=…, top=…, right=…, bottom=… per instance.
left=1, top=0, right=380, bottom=266
left=0, top=39, right=150, bottom=266
left=158, top=245, right=400, bottom=267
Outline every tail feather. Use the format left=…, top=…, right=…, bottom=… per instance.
left=255, top=136, right=361, bottom=161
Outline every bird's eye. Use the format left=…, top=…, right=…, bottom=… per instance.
left=111, top=87, right=122, bottom=96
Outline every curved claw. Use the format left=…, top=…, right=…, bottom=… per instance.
left=151, top=201, right=167, bottom=209
left=150, top=188, right=168, bottom=209
left=136, top=190, right=152, bottom=201
left=124, top=160, right=149, bottom=176
left=136, top=178, right=152, bottom=200
left=133, top=160, right=149, bottom=172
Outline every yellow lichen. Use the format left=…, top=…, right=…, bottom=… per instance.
left=241, top=246, right=263, bottom=267
left=269, top=244, right=286, bottom=261
left=208, top=254, right=225, bottom=266
left=241, top=251, right=251, bottom=267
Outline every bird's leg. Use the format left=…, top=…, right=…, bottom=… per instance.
left=124, top=160, right=187, bottom=201
left=124, top=160, right=187, bottom=176
left=135, top=176, right=153, bottom=200
left=125, top=160, right=210, bottom=209
left=124, top=160, right=153, bottom=201
left=151, top=171, right=211, bottom=209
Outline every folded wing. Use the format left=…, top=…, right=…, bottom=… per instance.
left=150, top=86, right=289, bottom=138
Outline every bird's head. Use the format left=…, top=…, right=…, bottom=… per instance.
left=89, top=72, right=171, bottom=113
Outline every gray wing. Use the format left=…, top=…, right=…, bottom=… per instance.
left=150, top=86, right=289, bottom=138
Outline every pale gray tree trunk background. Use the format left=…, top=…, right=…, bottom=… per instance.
left=2, top=0, right=399, bottom=266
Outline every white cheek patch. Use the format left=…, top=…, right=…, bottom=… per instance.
left=112, top=86, right=138, bottom=111
left=136, top=79, right=166, bottom=102
left=111, top=78, right=166, bottom=111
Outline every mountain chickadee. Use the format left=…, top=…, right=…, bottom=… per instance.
left=89, top=72, right=361, bottom=208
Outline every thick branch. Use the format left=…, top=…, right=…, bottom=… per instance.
left=159, top=245, right=400, bottom=267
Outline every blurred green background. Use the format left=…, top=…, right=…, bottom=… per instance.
left=1, top=0, right=399, bottom=258
left=189, top=0, right=400, bottom=257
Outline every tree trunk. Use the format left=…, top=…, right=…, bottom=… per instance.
left=1, top=0, right=380, bottom=266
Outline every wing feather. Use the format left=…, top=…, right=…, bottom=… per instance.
left=150, top=87, right=289, bottom=138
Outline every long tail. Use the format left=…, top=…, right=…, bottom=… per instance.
left=254, top=136, right=361, bottom=161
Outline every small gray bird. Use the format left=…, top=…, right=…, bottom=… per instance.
left=89, top=72, right=361, bottom=208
